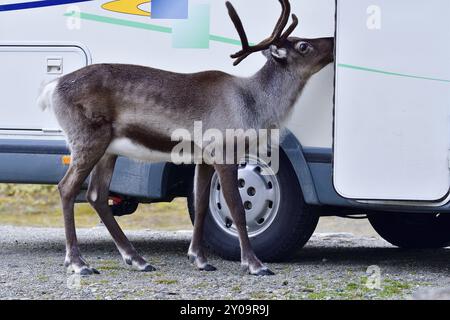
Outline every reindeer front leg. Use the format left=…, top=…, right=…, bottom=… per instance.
left=188, top=164, right=217, bottom=271
left=214, top=164, right=274, bottom=276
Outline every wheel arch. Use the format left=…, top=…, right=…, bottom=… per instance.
left=280, top=130, right=320, bottom=205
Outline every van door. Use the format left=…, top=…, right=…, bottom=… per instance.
left=0, top=44, right=89, bottom=132
left=333, top=0, right=450, bottom=201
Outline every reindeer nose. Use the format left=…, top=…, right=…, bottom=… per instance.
left=325, top=37, right=335, bottom=62
left=325, top=37, right=335, bottom=49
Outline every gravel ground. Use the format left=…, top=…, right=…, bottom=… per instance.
left=0, top=225, right=449, bottom=300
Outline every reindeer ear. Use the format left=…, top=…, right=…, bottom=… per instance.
left=269, top=45, right=288, bottom=60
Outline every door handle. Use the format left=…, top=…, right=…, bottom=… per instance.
left=47, top=57, right=63, bottom=74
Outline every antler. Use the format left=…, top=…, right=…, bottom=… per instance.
left=226, top=0, right=299, bottom=66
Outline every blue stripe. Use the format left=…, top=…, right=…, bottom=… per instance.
left=0, top=0, right=93, bottom=12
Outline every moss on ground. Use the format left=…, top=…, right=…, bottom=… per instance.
left=154, top=279, right=178, bottom=285
left=302, top=275, right=416, bottom=300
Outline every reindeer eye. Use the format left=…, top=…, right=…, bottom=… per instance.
left=297, top=42, right=310, bottom=54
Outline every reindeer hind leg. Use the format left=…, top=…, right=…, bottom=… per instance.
left=59, top=126, right=112, bottom=275
left=87, top=154, right=155, bottom=272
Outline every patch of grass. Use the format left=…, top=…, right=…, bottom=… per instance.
left=97, top=260, right=122, bottom=271
left=302, top=282, right=315, bottom=291
left=99, top=259, right=117, bottom=266
left=345, top=282, right=359, bottom=291
left=36, top=275, right=49, bottom=282
left=307, top=291, right=329, bottom=300
left=98, top=265, right=122, bottom=271
left=0, top=184, right=193, bottom=230
left=154, top=279, right=178, bottom=285
left=378, top=279, right=411, bottom=299
left=249, top=291, right=271, bottom=299
left=231, top=285, right=241, bottom=292
left=145, top=271, right=165, bottom=277
left=336, top=284, right=370, bottom=300
left=335, top=276, right=414, bottom=300
left=292, top=275, right=415, bottom=300
left=193, top=282, right=209, bottom=289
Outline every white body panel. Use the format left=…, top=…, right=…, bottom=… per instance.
left=0, top=45, right=88, bottom=130
left=334, top=0, right=450, bottom=201
left=0, top=0, right=336, bottom=147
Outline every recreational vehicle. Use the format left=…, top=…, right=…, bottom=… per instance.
left=1, top=0, right=449, bottom=262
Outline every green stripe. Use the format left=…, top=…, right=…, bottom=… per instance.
left=338, top=63, right=450, bottom=84
left=65, top=12, right=247, bottom=47
left=65, top=12, right=172, bottom=33
left=209, top=34, right=247, bottom=46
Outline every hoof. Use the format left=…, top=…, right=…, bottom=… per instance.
left=188, top=254, right=196, bottom=263
left=254, top=268, right=275, bottom=276
left=188, top=254, right=216, bottom=272
left=124, top=255, right=155, bottom=272
left=142, top=264, right=156, bottom=272
left=200, top=264, right=217, bottom=272
left=79, top=267, right=100, bottom=276
left=92, top=268, right=100, bottom=274
left=243, top=264, right=275, bottom=276
left=125, top=258, right=133, bottom=266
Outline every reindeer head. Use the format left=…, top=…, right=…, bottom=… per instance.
left=226, top=0, right=334, bottom=77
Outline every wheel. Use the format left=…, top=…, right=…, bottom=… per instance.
left=368, top=212, right=450, bottom=249
left=187, top=152, right=319, bottom=262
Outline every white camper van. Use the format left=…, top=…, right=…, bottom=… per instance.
left=1, top=0, right=449, bottom=261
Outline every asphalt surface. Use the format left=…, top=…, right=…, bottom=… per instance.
left=0, top=225, right=449, bottom=300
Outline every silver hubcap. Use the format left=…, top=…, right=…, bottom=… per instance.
left=209, top=161, right=281, bottom=238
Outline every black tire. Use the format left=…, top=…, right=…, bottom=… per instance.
left=368, top=212, right=450, bottom=249
left=187, top=152, right=319, bottom=262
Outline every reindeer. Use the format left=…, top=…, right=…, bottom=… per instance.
left=37, top=0, right=333, bottom=276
